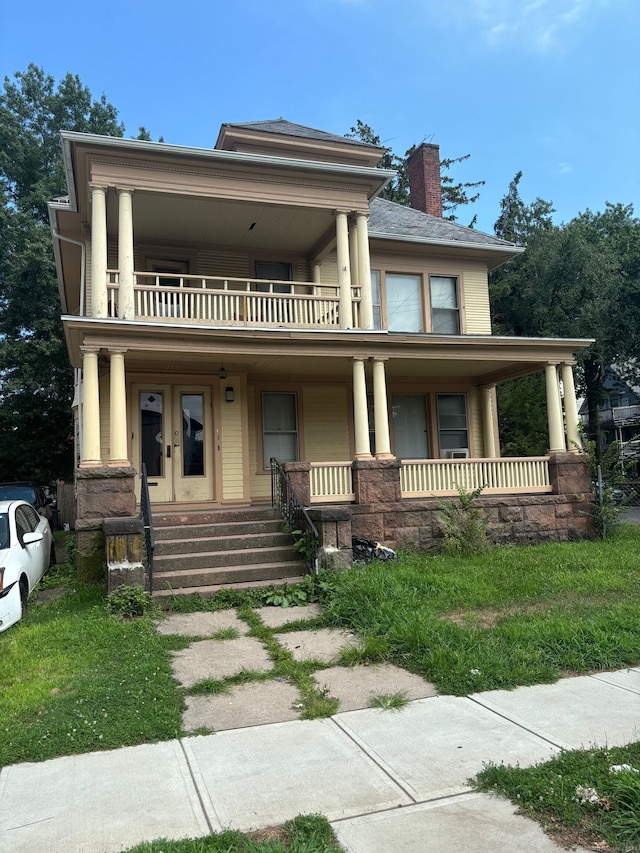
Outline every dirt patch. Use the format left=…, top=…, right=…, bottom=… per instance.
left=35, top=587, right=67, bottom=605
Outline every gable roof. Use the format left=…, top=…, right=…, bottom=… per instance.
left=369, top=197, right=522, bottom=256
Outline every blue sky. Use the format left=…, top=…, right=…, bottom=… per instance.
left=1, top=0, right=638, bottom=233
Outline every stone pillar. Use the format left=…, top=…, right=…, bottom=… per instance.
left=545, top=364, right=566, bottom=452
left=480, top=384, right=497, bottom=457
left=90, top=185, right=108, bottom=318
left=308, top=506, right=353, bottom=571
left=561, top=363, right=581, bottom=452
left=80, top=347, right=102, bottom=466
left=356, top=213, right=374, bottom=330
left=109, top=349, right=129, bottom=465
left=372, top=358, right=393, bottom=459
left=282, top=461, right=311, bottom=506
left=352, top=458, right=402, bottom=506
left=117, top=188, right=135, bottom=319
left=353, top=358, right=372, bottom=459
left=336, top=211, right=352, bottom=329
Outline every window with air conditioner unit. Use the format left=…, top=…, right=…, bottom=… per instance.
left=444, top=449, right=470, bottom=459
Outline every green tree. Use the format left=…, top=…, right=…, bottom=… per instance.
left=490, top=172, right=640, bottom=458
left=0, top=65, right=124, bottom=482
left=347, top=120, right=484, bottom=224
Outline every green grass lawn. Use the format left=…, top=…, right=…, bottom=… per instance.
left=322, top=525, right=640, bottom=695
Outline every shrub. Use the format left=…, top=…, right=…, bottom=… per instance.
left=106, top=584, right=154, bottom=618
left=437, top=484, right=490, bottom=556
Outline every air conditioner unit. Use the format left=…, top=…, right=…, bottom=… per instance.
left=444, top=449, right=470, bottom=459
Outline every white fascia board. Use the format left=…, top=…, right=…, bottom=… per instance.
left=368, top=230, right=525, bottom=255
left=58, top=131, right=395, bottom=195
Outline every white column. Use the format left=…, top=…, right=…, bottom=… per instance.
left=545, top=364, right=566, bottom=451
left=352, top=358, right=372, bottom=459
left=311, top=262, right=321, bottom=295
left=349, top=216, right=359, bottom=290
left=90, top=185, right=108, bottom=318
left=480, top=385, right=497, bottom=457
left=356, top=213, right=374, bottom=330
left=109, top=350, right=129, bottom=465
left=117, top=188, right=135, bottom=320
left=336, top=211, right=352, bottom=329
left=80, top=348, right=101, bottom=466
left=561, top=363, right=581, bottom=452
left=372, top=358, right=393, bottom=459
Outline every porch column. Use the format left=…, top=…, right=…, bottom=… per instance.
left=109, top=349, right=129, bottom=465
left=372, top=357, right=393, bottom=459
left=336, top=211, right=352, bottom=329
left=561, top=363, right=581, bottom=452
left=311, top=262, right=321, bottom=295
left=80, top=347, right=101, bottom=466
left=117, top=188, right=135, bottom=320
left=480, top=384, right=497, bottom=457
left=352, top=358, right=372, bottom=459
left=90, top=185, right=108, bottom=318
left=545, top=364, right=566, bottom=451
left=349, top=215, right=359, bottom=290
left=356, top=213, right=374, bottom=330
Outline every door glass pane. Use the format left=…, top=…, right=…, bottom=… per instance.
left=140, top=392, right=163, bottom=477
left=386, top=274, right=422, bottom=332
left=392, top=395, right=429, bottom=459
left=181, top=394, right=204, bottom=477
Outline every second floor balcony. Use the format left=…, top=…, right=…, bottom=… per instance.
left=106, top=270, right=362, bottom=329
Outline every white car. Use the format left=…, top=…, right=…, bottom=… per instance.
left=0, top=499, right=55, bottom=632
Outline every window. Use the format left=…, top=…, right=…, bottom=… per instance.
left=430, top=276, right=460, bottom=334
left=262, top=392, right=298, bottom=465
left=392, top=395, right=429, bottom=459
left=256, top=261, right=292, bottom=294
left=386, top=273, right=422, bottom=332
left=371, top=270, right=382, bottom=330
left=147, top=258, right=189, bottom=287
left=437, top=393, right=469, bottom=456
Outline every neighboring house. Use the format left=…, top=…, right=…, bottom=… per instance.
left=579, top=367, right=640, bottom=471
left=48, top=119, right=594, bottom=587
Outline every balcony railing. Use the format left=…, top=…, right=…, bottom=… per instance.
left=310, top=462, right=354, bottom=503
left=106, top=271, right=362, bottom=329
left=400, top=457, right=551, bottom=497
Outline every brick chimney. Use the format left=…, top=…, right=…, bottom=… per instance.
left=407, top=143, right=442, bottom=217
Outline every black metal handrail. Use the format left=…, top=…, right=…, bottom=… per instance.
left=270, top=457, right=319, bottom=574
left=140, top=463, right=155, bottom=594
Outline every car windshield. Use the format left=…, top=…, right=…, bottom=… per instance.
left=0, top=485, right=36, bottom=504
left=0, top=513, right=9, bottom=550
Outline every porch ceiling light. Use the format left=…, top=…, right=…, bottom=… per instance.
left=218, top=365, right=227, bottom=380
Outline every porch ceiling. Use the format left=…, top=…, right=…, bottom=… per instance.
left=62, top=318, right=592, bottom=386
left=108, top=192, right=336, bottom=253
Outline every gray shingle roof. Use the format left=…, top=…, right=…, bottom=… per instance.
left=369, top=197, right=517, bottom=248
left=223, top=119, right=382, bottom=150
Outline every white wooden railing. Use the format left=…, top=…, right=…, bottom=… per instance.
left=310, top=462, right=355, bottom=502
left=400, top=457, right=551, bottom=497
left=106, top=271, right=362, bottom=328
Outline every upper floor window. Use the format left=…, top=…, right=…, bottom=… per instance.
left=386, top=273, right=422, bottom=332
left=430, top=276, right=460, bottom=334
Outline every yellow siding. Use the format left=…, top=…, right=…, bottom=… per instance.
left=463, top=267, right=491, bottom=334
left=247, top=385, right=271, bottom=501
left=197, top=250, right=251, bottom=278
left=319, top=258, right=338, bottom=285
left=220, top=379, right=245, bottom=500
left=303, top=386, right=351, bottom=461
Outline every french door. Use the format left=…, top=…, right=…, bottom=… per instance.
left=133, top=384, right=214, bottom=503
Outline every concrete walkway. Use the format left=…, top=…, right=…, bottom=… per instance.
left=1, top=609, right=639, bottom=853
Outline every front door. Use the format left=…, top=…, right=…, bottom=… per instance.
left=134, top=384, right=214, bottom=503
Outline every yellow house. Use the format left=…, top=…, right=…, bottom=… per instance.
left=49, top=120, right=594, bottom=592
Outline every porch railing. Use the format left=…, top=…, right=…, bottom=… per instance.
left=140, top=463, right=155, bottom=594
left=270, top=457, right=319, bottom=573
left=310, top=462, right=354, bottom=502
left=107, top=271, right=362, bottom=328
left=400, top=456, right=552, bottom=497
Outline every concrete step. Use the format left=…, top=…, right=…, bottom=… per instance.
left=152, top=506, right=280, bottom=528
left=152, top=560, right=307, bottom=592
left=154, top=518, right=284, bottom=541
left=152, top=575, right=307, bottom=603
left=154, top=531, right=293, bottom=556
left=154, top=544, right=302, bottom=572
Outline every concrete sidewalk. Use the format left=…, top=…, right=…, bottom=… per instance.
left=1, top=668, right=639, bottom=852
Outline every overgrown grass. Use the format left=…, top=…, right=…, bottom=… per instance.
left=122, top=814, right=343, bottom=852
left=474, top=743, right=640, bottom=851
left=0, top=584, right=184, bottom=766
left=321, top=526, right=640, bottom=694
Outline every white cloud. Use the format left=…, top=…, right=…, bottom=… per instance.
left=439, top=0, right=620, bottom=52
left=556, top=162, right=573, bottom=174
